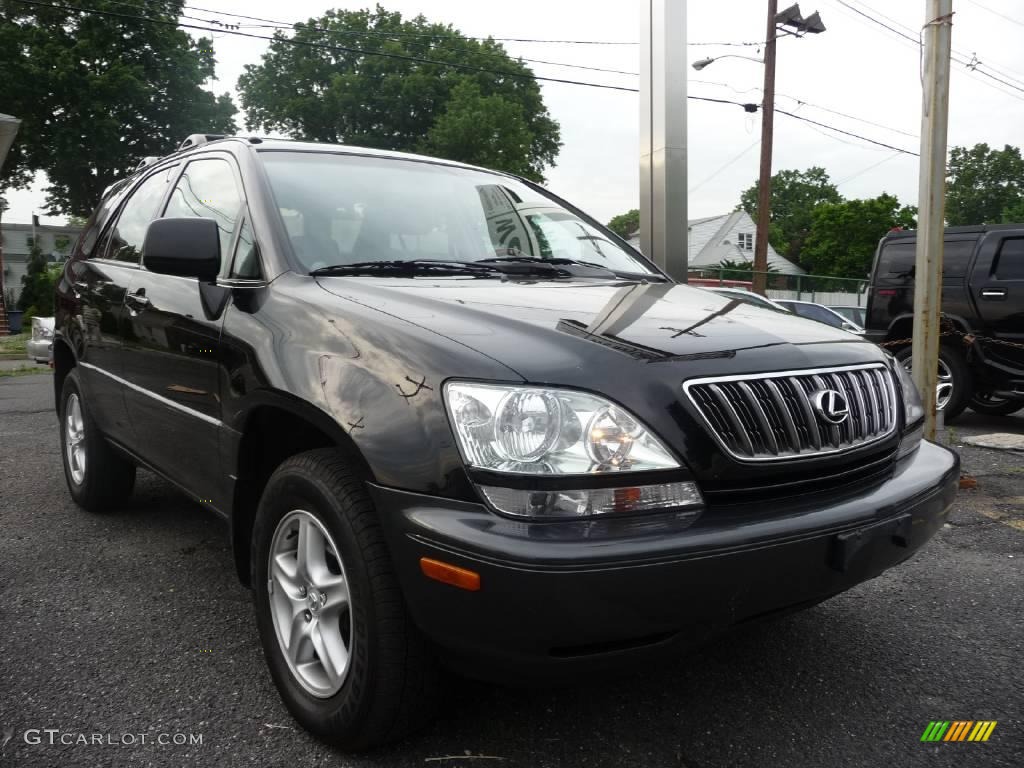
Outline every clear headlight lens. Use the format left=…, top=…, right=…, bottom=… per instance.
left=894, top=359, right=925, bottom=427
left=445, top=382, right=680, bottom=474
left=893, top=360, right=925, bottom=458
left=479, top=481, right=703, bottom=520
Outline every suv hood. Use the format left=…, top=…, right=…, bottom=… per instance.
left=316, top=277, right=882, bottom=380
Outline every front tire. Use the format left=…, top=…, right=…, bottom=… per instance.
left=59, top=368, right=136, bottom=511
left=894, top=343, right=973, bottom=422
left=969, top=392, right=1024, bottom=416
left=252, top=449, right=440, bottom=750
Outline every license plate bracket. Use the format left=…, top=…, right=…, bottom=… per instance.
left=828, top=513, right=912, bottom=573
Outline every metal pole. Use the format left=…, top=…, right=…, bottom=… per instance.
left=752, top=0, right=778, bottom=296
left=640, top=0, right=688, bottom=280
left=912, top=0, right=953, bottom=440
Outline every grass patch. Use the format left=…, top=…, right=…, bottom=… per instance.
left=0, top=333, right=30, bottom=355
left=0, top=365, right=52, bottom=378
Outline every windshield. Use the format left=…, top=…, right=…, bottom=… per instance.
left=259, top=151, right=656, bottom=276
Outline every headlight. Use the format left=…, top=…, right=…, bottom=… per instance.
left=445, top=382, right=702, bottom=519
left=893, top=360, right=924, bottom=458
left=445, top=382, right=680, bottom=474
left=894, top=358, right=925, bottom=427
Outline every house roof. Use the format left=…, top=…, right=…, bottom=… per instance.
left=627, top=211, right=805, bottom=275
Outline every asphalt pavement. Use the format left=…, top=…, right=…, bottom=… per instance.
left=0, top=372, right=1021, bottom=767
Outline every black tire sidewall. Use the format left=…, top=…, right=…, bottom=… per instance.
left=251, top=464, right=379, bottom=744
left=59, top=369, right=95, bottom=503
left=969, top=394, right=1024, bottom=416
left=59, top=368, right=135, bottom=511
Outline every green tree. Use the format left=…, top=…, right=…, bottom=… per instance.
left=0, top=0, right=236, bottom=216
left=17, top=243, right=59, bottom=316
left=419, top=80, right=538, bottom=178
left=800, top=194, right=917, bottom=279
left=237, top=6, right=561, bottom=181
left=606, top=209, right=640, bottom=238
left=946, top=143, right=1024, bottom=225
left=1001, top=197, right=1024, bottom=223
left=738, top=167, right=841, bottom=264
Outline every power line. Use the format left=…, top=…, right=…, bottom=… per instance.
left=6, top=0, right=928, bottom=158
left=7, top=0, right=642, bottom=92
left=775, top=108, right=919, bottom=155
left=966, top=0, right=1024, bottom=28
left=688, top=139, right=761, bottom=194
left=831, top=0, right=1024, bottom=98
left=834, top=151, right=906, bottom=186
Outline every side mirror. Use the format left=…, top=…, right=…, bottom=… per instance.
left=143, top=217, right=220, bottom=281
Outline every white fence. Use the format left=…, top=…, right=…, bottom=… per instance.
left=766, top=289, right=867, bottom=307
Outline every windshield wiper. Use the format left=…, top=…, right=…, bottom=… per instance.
left=310, top=260, right=504, bottom=277
left=480, top=254, right=666, bottom=281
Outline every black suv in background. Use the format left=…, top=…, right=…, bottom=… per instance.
left=865, top=226, right=1024, bottom=419
left=55, top=135, right=959, bottom=749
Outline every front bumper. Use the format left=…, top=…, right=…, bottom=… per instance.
left=26, top=339, right=52, bottom=362
left=371, top=440, right=959, bottom=681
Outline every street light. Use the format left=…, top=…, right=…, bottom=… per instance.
left=691, top=55, right=765, bottom=71
left=750, top=2, right=825, bottom=295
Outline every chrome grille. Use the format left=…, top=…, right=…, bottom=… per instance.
left=683, top=364, right=899, bottom=461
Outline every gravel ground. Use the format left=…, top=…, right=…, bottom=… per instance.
left=0, top=373, right=1021, bottom=768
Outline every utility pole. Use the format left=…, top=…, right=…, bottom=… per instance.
left=912, top=0, right=953, bottom=439
left=640, top=0, right=688, bottom=281
left=752, top=0, right=778, bottom=296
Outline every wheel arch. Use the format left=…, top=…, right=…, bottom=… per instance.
left=52, top=337, right=77, bottom=411
left=228, top=391, right=374, bottom=587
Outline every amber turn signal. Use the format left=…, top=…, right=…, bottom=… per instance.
left=420, top=557, right=481, bottom=591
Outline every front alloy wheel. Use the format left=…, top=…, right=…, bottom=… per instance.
left=268, top=510, right=353, bottom=698
left=252, top=449, right=439, bottom=749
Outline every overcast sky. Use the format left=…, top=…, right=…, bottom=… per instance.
left=5, top=0, right=1024, bottom=227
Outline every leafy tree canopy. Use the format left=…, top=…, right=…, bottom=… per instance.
left=606, top=209, right=639, bottom=238
left=237, top=6, right=561, bottom=181
left=0, top=0, right=236, bottom=216
left=738, top=167, right=841, bottom=264
left=800, top=194, right=916, bottom=279
left=946, top=143, right=1024, bottom=225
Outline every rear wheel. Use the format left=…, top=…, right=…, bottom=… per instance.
left=894, top=343, right=973, bottom=422
left=59, top=368, right=136, bottom=512
left=252, top=449, right=440, bottom=750
left=969, top=392, right=1024, bottom=416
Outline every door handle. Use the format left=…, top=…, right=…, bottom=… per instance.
left=126, top=289, right=150, bottom=314
left=980, top=288, right=1007, bottom=300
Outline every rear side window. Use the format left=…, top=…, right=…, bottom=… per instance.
left=106, top=170, right=174, bottom=263
left=162, top=158, right=244, bottom=272
left=993, top=237, right=1024, bottom=280
left=875, top=239, right=976, bottom=280
left=876, top=243, right=916, bottom=280
left=941, top=240, right=975, bottom=277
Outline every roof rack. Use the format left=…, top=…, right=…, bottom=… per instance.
left=135, top=156, right=160, bottom=172
left=178, top=133, right=226, bottom=150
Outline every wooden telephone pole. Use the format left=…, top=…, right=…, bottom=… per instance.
left=912, top=0, right=954, bottom=439
left=752, top=0, right=778, bottom=296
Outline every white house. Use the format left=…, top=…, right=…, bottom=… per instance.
left=1, top=222, right=82, bottom=306
left=627, top=210, right=804, bottom=275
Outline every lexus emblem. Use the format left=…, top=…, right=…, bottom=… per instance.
left=812, top=389, right=850, bottom=425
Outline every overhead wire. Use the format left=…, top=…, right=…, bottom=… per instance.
left=8, top=0, right=923, bottom=157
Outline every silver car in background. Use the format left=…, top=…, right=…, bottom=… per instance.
left=26, top=316, right=55, bottom=363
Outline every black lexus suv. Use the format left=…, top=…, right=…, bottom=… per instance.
left=55, top=135, right=960, bottom=749
left=865, top=225, right=1024, bottom=419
